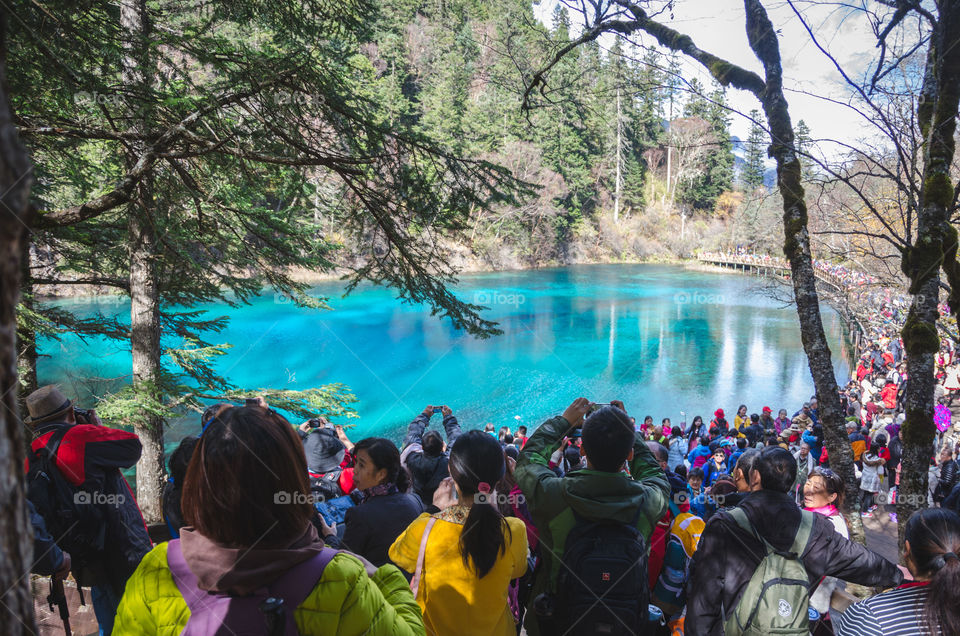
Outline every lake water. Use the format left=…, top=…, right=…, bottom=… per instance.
left=38, top=264, right=852, bottom=448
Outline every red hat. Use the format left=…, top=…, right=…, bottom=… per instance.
left=714, top=408, right=724, bottom=419
left=762, top=406, right=772, bottom=413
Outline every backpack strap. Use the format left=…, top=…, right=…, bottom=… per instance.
left=34, top=426, right=69, bottom=465
left=789, top=510, right=814, bottom=559
left=166, top=539, right=212, bottom=612
left=410, top=517, right=437, bottom=599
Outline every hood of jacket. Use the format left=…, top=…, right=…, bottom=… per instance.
left=179, top=523, right=325, bottom=595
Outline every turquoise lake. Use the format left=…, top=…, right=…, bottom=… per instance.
left=38, top=264, right=852, bottom=447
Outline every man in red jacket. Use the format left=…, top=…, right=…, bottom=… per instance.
left=24, top=385, right=151, bottom=635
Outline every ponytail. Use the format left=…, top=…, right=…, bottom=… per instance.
left=925, top=551, right=960, bottom=634
left=448, top=430, right=512, bottom=579
left=905, top=508, right=960, bottom=635
left=460, top=499, right=510, bottom=578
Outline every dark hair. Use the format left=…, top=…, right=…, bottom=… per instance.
left=692, top=415, right=703, bottom=426
left=738, top=404, right=747, bottom=414
left=581, top=406, right=635, bottom=472
left=498, top=426, right=509, bottom=440
left=736, top=437, right=747, bottom=449
left=689, top=467, right=704, bottom=481
left=182, top=406, right=313, bottom=548
left=753, top=446, right=797, bottom=493
left=671, top=426, right=682, bottom=437
left=503, top=433, right=514, bottom=445
left=709, top=426, right=720, bottom=437
left=517, top=426, right=527, bottom=435
left=750, top=413, right=759, bottom=424
left=422, top=430, right=443, bottom=457
left=169, top=436, right=199, bottom=487
left=808, top=467, right=845, bottom=508
left=352, top=437, right=410, bottom=492
left=904, top=508, right=960, bottom=634
left=643, top=415, right=653, bottom=424
left=869, top=441, right=881, bottom=456
left=201, top=402, right=232, bottom=428
left=448, top=431, right=511, bottom=578
left=675, top=464, right=688, bottom=480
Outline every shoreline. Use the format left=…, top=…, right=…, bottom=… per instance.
left=34, top=255, right=691, bottom=301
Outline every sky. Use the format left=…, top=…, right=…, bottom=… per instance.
left=533, top=0, right=902, bottom=158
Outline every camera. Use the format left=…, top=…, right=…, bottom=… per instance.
left=73, top=408, right=93, bottom=424
left=433, top=407, right=443, bottom=414
left=532, top=592, right=555, bottom=618
left=307, top=418, right=323, bottom=428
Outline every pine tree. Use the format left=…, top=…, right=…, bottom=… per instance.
left=742, top=109, right=767, bottom=189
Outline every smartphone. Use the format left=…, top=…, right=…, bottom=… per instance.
left=588, top=402, right=611, bottom=414
left=433, top=407, right=443, bottom=414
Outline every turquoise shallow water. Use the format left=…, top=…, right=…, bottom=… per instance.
left=38, top=264, right=852, bottom=448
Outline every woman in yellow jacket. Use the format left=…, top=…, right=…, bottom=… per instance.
left=113, top=405, right=424, bottom=636
left=390, top=430, right=528, bottom=636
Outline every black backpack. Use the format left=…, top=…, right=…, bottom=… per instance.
left=555, top=509, right=650, bottom=636
left=308, top=468, right=344, bottom=502
left=26, top=427, right=108, bottom=586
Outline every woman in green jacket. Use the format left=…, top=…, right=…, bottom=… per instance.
left=113, top=405, right=424, bottom=636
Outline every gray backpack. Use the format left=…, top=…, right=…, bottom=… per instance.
left=722, top=508, right=813, bottom=636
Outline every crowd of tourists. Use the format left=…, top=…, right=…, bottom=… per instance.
left=22, top=353, right=960, bottom=635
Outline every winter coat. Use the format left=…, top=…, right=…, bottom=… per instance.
left=935, top=458, right=959, bottom=504
left=685, top=490, right=903, bottom=635
left=400, top=412, right=462, bottom=505
left=324, top=491, right=425, bottom=567
left=667, top=436, right=687, bottom=472
left=860, top=452, right=884, bottom=493
left=687, top=443, right=712, bottom=469
left=113, top=541, right=424, bottom=636
left=703, top=460, right=729, bottom=487
left=390, top=512, right=527, bottom=636
left=515, top=415, right=669, bottom=636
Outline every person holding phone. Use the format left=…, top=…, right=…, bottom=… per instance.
left=400, top=404, right=463, bottom=505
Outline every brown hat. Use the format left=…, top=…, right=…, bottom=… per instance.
left=24, top=385, right=73, bottom=425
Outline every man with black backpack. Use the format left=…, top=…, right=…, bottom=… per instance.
left=516, top=398, right=669, bottom=636
left=686, top=446, right=904, bottom=635
left=24, top=385, right=152, bottom=635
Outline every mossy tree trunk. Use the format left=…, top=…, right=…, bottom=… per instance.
left=898, top=0, right=960, bottom=550
left=0, top=9, right=37, bottom=632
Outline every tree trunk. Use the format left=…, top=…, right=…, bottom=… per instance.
left=898, top=1, right=960, bottom=550
left=0, top=8, right=38, bottom=631
left=122, top=0, right=164, bottom=523
left=741, top=0, right=867, bottom=543
left=16, top=236, right=37, bottom=409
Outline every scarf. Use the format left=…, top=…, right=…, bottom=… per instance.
left=806, top=503, right=839, bottom=517
left=360, top=481, right=398, bottom=503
